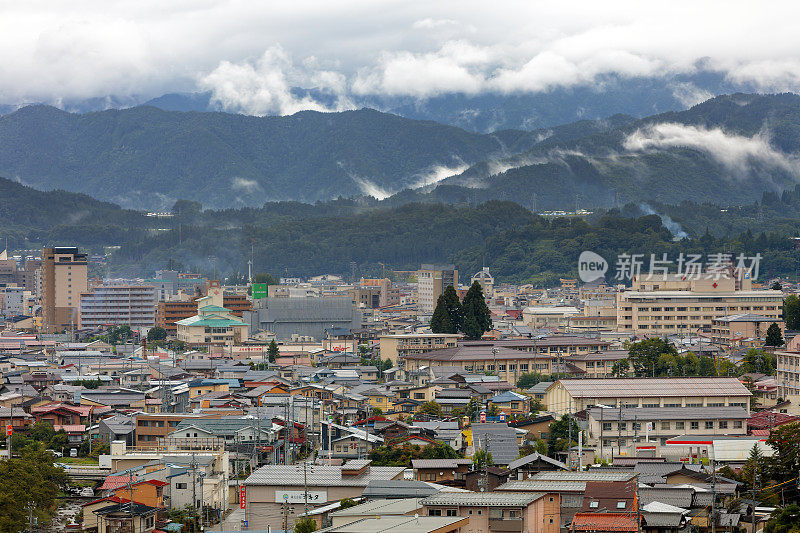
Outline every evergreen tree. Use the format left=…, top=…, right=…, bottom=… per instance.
left=783, top=295, right=800, bottom=330
left=765, top=323, right=784, bottom=347
left=461, top=281, right=492, bottom=340
left=430, top=294, right=455, bottom=333
left=267, top=340, right=279, bottom=363
left=442, top=285, right=464, bottom=332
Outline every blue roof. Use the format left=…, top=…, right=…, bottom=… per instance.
left=490, top=391, right=529, bottom=403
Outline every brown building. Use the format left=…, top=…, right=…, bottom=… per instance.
left=157, top=293, right=251, bottom=334
left=412, top=459, right=473, bottom=485
left=711, top=313, right=785, bottom=348
left=42, top=247, right=88, bottom=333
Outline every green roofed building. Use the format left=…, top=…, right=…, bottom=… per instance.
left=176, top=293, right=249, bottom=347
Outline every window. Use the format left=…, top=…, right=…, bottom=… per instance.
left=602, top=422, right=612, bottom=431
left=428, top=509, right=442, bottom=516
left=617, top=501, right=626, bottom=509
left=719, top=421, right=728, bottom=429
left=632, top=422, right=641, bottom=431
left=446, top=509, right=458, bottom=517
left=691, top=422, right=699, bottom=430
left=734, top=421, right=743, bottom=428
left=176, top=483, right=187, bottom=489
left=549, top=497, right=554, bottom=502
left=508, top=510, right=520, bottom=519
left=676, top=421, right=685, bottom=430
left=705, top=421, right=714, bottom=430
left=618, top=422, right=626, bottom=431
left=661, top=421, right=670, bottom=430
left=589, top=501, right=599, bottom=508
left=425, top=473, right=436, bottom=481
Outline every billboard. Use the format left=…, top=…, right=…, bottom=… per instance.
left=252, top=283, right=269, bottom=299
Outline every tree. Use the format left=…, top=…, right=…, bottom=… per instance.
left=627, top=338, right=678, bottom=377
left=147, top=326, right=167, bottom=341
left=267, top=340, right=279, bottom=363
left=547, top=415, right=582, bottom=457
left=740, top=443, right=767, bottom=494
left=784, top=295, right=800, bottom=330
left=516, top=372, right=539, bottom=389
left=771, top=281, right=783, bottom=291
left=419, top=401, right=443, bottom=418
left=371, top=408, right=383, bottom=416
left=473, top=449, right=494, bottom=469
left=487, top=404, right=500, bottom=417
left=253, top=272, right=278, bottom=285
left=108, top=325, right=133, bottom=345
left=464, top=397, right=480, bottom=421
left=741, top=349, right=776, bottom=375
left=430, top=294, right=455, bottom=334
left=765, top=504, right=800, bottom=533
left=339, top=498, right=358, bottom=510
left=765, top=323, right=784, bottom=347
left=294, top=517, right=317, bottom=533
left=766, top=422, right=800, bottom=485
left=461, top=281, right=492, bottom=340
left=419, top=442, right=462, bottom=460
left=611, top=358, right=630, bottom=377
left=0, top=445, right=68, bottom=532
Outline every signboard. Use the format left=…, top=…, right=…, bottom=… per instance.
left=479, top=411, right=487, bottom=423
left=252, top=283, right=269, bottom=299
left=499, top=412, right=506, bottom=423
left=274, top=490, right=327, bottom=504
left=240, top=486, right=246, bottom=509
left=5, top=425, right=11, bottom=436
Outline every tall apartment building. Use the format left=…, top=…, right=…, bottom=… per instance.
left=42, top=247, right=88, bottom=333
left=79, top=284, right=157, bottom=329
left=417, top=264, right=458, bottom=314
left=616, top=274, right=783, bottom=335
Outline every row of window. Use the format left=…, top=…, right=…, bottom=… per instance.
left=601, top=420, right=741, bottom=431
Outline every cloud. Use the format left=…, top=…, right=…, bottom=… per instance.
left=410, top=162, right=469, bottom=188
left=6, top=2, right=800, bottom=106
left=350, top=176, right=392, bottom=200
left=231, top=177, right=261, bottom=192
left=622, top=122, right=797, bottom=173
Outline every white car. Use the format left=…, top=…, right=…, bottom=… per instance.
left=46, top=449, right=63, bottom=457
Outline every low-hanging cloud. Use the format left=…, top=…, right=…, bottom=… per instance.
left=622, top=122, right=798, bottom=173
left=231, top=177, right=262, bottom=193
left=8, top=2, right=800, bottom=107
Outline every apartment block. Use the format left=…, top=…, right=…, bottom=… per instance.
left=710, top=313, right=784, bottom=347
left=616, top=275, right=783, bottom=335
left=417, top=264, right=458, bottom=314
left=353, top=278, right=400, bottom=308
left=42, top=247, right=88, bottom=333
left=79, top=284, right=157, bottom=329
left=379, top=333, right=461, bottom=365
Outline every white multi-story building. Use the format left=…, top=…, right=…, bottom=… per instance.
left=79, top=284, right=157, bottom=329
left=417, top=264, right=458, bottom=314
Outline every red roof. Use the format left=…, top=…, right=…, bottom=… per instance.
left=571, top=513, right=639, bottom=532
left=748, top=411, right=799, bottom=430
left=53, top=424, right=86, bottom=433
left=750, top=429, right=771, bottom=437
left=98, top=475, right=137, bottom=491
left=31, top=403, right=92, bottom=417
left=353, top=416, right=390, bottom=426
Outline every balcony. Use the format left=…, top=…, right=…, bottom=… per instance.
left=489, top=518, right=523, bottom=532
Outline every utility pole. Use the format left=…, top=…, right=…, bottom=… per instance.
left=711, top=455, right=716, bottom=533
left=191, top=453, right=198, bottom=533
left=568, top=398, right=572, bottom=470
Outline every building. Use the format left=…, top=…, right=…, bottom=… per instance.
left=616, top=275, right=783, bottom=335
left=79, top=284, right=157, bottom=329
left=176, top=294, right=249, bottom=347
left=417, top=264, right=458, bottom=314
left=412, top=459, right=473, bottom=484
left=157, top=292, right=251, bottom=334
left=523, top=306, right=581, bottom=329
left=353, top=278, right=400, bottom=309
left=42, top=247, right=88, bottom=333
left=245, top=296, right=361, bottom=341
left=585, top=406, right=749, bottom=459
left=421, top=491, right=560, bottom=533
left=710, top=314, right=784, bottom=348
left=242, top=461, right=405, bottom=530
left=543, top=377, right=751, bottom=416
left=379, top=333, right=461, bottom=365
left=776, top=348, right=800, bottom=397
left=470, top=267, right=495, bottom=297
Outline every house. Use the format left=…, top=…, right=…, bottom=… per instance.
left=94, top=501, right=159, bottom=533
left=571, top=481, right=639, bottom=533
left=509, top=414, right=555, bottom=443
left=488, top=391, right=529, bottom=416
left=505, top=452, right=567, bottom=480
left=411, top=459, right=473, bottom=485
left=421, top=491, right=560, bottom=533
left=464, top=467, right=510, bottom=492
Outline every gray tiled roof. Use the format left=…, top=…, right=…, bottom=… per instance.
left=361, top=480, right=438, bottom=499
left=244, top=465, right=404, bottom=487
left=587, top=406, right=748, bottom=421
left=506, top=452, right=567, bottom=472
left=411, top=459, right=473, bottom=469
left=498, top=480, right=588, bottom=492
left=422, top=491, right=544, bottom=506
left=554, top=377, right=751, bottom=398
left=532, top=471, right=637, bottom=482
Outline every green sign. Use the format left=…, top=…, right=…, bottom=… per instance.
left=252, top=283, right=269, bottom=299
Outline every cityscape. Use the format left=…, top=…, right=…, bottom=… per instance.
left=4, top=2, right=800, bottom=533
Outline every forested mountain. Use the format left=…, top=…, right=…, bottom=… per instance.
left=0, top=105, right=538, bottom=209
left=440, top=93, right=800, bottom=208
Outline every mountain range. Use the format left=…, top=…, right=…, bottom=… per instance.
left=1, top=93, right=800, bottom=210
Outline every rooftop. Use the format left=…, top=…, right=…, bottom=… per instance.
left=422, top=491, right=544, bottom=507
left=319, top=516, right=467, bottom=533
left=244, top=465, right=404, bottom=488
left=551, top=377, right=751, bottom=398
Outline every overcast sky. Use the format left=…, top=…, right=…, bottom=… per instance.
left=4, top=1, right=800, bottom=114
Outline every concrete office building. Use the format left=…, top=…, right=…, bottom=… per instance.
left=616, top=275, right=783, bottom=335
left=79, top=284, right=158, bottom=329
left=417, top=264, right=458, bottom=314
left=710, top=313, right=784, bottom=348
left=245, top=296, right=361, bottom=341
left=42, top=247, right=88, bottom=333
